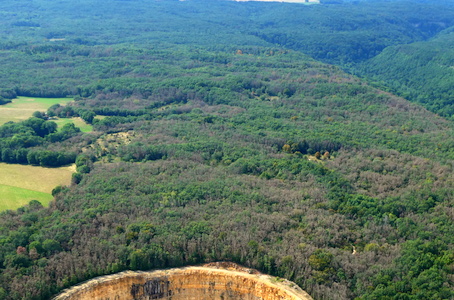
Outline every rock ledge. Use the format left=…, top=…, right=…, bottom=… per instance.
left=54, top=262, right=313, bottom=300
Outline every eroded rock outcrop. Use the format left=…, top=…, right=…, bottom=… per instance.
left=54, top=262, right=313, bottom=300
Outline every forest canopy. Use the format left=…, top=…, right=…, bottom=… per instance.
left=0, top=1, right=453, bottom=300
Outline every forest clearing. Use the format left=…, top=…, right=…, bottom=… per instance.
left=53, top=117, right=93, bottom=133
left=0, top=163, right=74, bottom=211
left=0, top=97, right=72, bottom=125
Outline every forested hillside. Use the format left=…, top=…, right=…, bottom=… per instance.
left=1, top=0, right=454, bottom=117
left=358, top=29, right=454, bottom=118
left=0, top=1, right=453, bottom=300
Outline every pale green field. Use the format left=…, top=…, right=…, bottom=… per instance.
left=54, top=117, right=93, bottom=132
left=0, top=185, right=53, bottom=211
left=0, top=97, right=86, bottom=211
left=0, top=96, right=73, bottom=125
left=94, top=115, right=107, bottom=120
left=0, top=163, right=75, bottom=211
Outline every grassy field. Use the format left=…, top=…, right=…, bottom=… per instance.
left=0, top=163, right=75, bottom=211
left=54, top=117, right=93, bottom=132
left=0, top=96, right=73, bottom=125
left=94, top=115, right=107, bottom=120
left=0, top=185, right=53, bottom=211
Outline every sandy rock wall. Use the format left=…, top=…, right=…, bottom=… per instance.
left=54, top=263, right=312, bottom=300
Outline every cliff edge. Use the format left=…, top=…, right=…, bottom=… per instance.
left=54, top=262, right=313, bottom=300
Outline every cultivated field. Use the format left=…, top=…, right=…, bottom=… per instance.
left=0, top=163, right=75, bottom=211
left=0, top=96, right=73, bottom=125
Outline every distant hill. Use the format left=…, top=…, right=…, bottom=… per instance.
left=358, top=28, right=454, bottom=118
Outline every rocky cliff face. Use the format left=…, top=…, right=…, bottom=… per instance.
left=54, top=263, right=313, bottom=300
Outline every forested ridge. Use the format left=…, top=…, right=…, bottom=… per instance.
left=0, top=0, right=453, bottom=299
left=358, top=29, right=454, bottom=118
left=1, top=0, right=454, bottom=117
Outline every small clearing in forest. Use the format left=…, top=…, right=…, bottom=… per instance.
left=0, top=163, right=74, bottom=211
left=0, top=96, right=73, bottom=125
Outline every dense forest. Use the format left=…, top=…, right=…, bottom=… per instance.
left=1, top=0, right=453, bottom=117
left=0, top=0, right=453, bottom=299
left=358, top=29, right=454, bottom=118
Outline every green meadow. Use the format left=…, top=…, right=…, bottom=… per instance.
left=0, top=96, right=73, bottom=125
left=0, top=163, right=75, bottom=211
left=0, top=185, right=53, bottom=211
left=54, top=117, right=93, bottom=132
left=0, top=96, right=93, bottom=132
left=0, top=97, right=84, bottom=210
